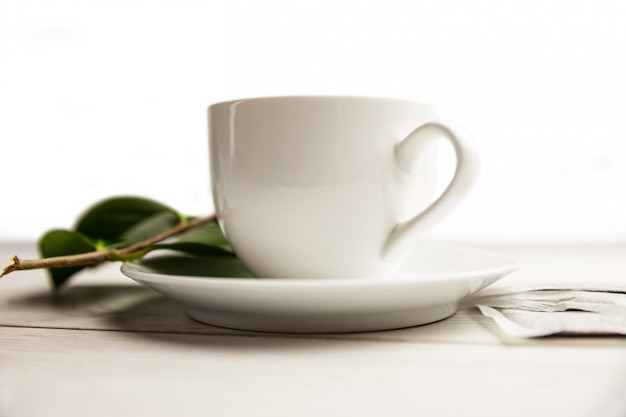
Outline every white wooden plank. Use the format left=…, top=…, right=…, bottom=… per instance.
left=1, top=242, right=626, bottom=345
left=0, top=242, right=504, bottom=343
left=0, top=326, right=624, bottom=417
left=2, top=242, right=626, bottom=417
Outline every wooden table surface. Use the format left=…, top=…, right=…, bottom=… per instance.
left=0, top=241, right=624, bottom=417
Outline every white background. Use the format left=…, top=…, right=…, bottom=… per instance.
left=1, top=0, right=625, bottom=244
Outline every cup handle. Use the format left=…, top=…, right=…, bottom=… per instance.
left=382, top=121, right=480, bottom=261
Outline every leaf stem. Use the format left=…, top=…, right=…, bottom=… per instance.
left=1, top=214, right=216, bottom=278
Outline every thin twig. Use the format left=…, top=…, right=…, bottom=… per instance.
left=1, top=214, right=216, bottom=278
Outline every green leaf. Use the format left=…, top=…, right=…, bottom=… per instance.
left=39, top=229, right=96, bottom=289
left=34, top=196, right=245, bottom=291
left=75, top=196, right=180, bottom=242
left=152, top=241, right=233, bottom=257
left=136, top=253, right=254, bottom=278
left=106, top=248, right=152, bottom=263
left=120, top=210, right=180, bottom=244
left=172, top=219, right=232, bottom=252
left=78, top=236, right=126, bottom=251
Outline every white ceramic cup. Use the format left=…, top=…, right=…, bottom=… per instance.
left=208, top=96, right=480, bottom=279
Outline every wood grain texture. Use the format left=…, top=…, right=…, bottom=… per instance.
left=1, top=241, right=625, bottom=417
left=1, top=326, right=625, bottom=417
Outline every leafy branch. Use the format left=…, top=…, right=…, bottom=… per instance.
left=1, top=196, right=240, bottom=290
left=2, top=215, right=215, bottom=275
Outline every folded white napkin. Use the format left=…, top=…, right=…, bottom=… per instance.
left=470, top=283, right=626, bottom=338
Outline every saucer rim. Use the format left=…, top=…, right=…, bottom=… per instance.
left=120, top=242, right=522, bottom=288
left=119, top=243, right=522, bottom=333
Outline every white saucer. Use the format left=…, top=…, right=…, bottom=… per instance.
left=121, top=243, right=521, bottom=334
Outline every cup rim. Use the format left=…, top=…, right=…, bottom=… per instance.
left=207, top=95, right=435, bottom=110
